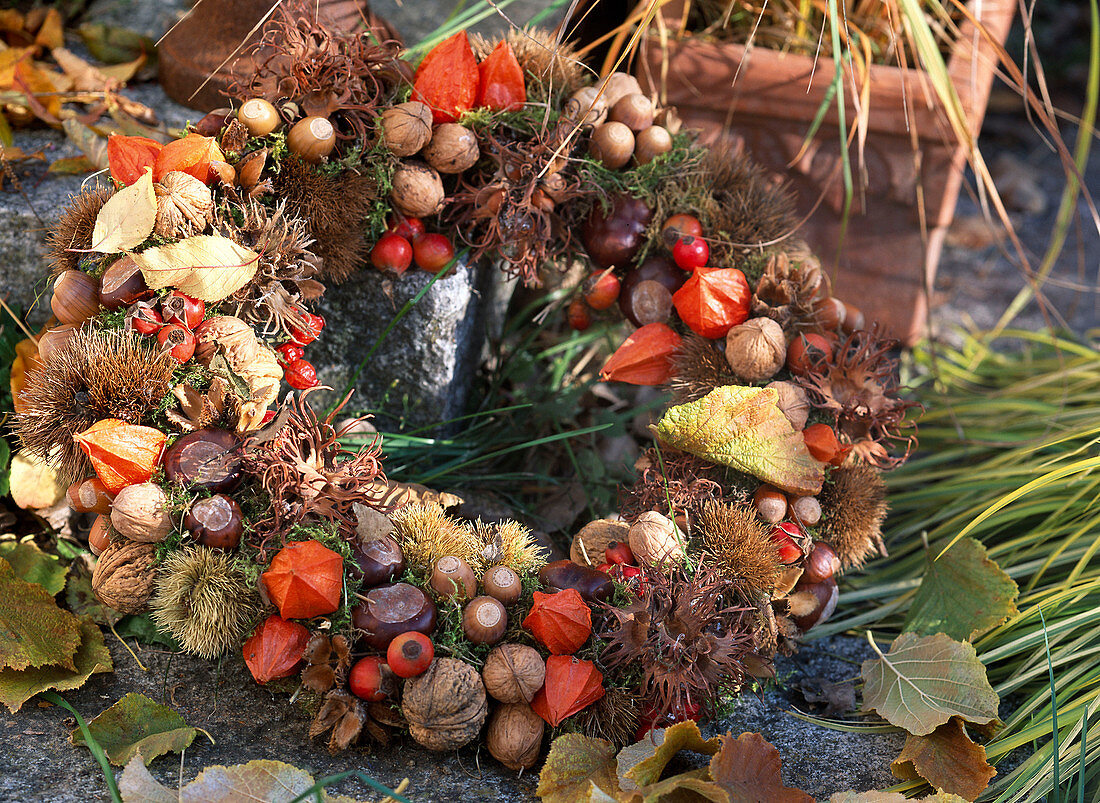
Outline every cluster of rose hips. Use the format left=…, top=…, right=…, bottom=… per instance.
left=568, top=211, right=709, bottom=331
left=128, top=291, right=206, bottom=363
left=371, top=215, right=456, bottom=275
left=594, top=540, right=643, bottom=587
left=276, top=312, right=326, bottom=390
left=348, top=630, right=435, bottom=701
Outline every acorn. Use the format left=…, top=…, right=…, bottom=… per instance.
left=422, top=123, right=479, bottom=174
left=51, top=270, right=100, bottom=325
left=237, top=98, right=281, bottom=137
left=589, top=122, right=634, bottom=169
left=609, top=93, right=654, bottom=132
left=381, top=101, right=433, bottom=157
left=462, top=596, right=507, bottom=645
left=287, top=116, right=336, bottom=163
left=634, top=125, right=672, bottom=165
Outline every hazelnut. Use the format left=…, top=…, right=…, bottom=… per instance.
left=287, top=116, right=336, bottom=163
left=38, top=325, right=77, bottom=363
left=422, top=123, right=479, bottom=174
left=110, top=482, right=173, bottom=542
left=482, top=643, right=545, bottom=703
left=791, top=495, right=822, bottom=527
left=609, top=93, right=654, bottom=132
left=589, top=121, right=634, bottom=169
left=753, top=485, right=788, bottom=524
left=486, top=703, right=544, bottom=770
left=66, top=476, right=113, bottom=516
left=601, top=72, right=642, bottom=108
left=565, top=86, right=608, bottom=127
left=482, top=565, right=521, bottom=605
left=463, top=596, right=508, bottom=645
left=430, top=555, right=477, bottom=601
left=381, top=101, right=433, bottom=157
left=88, top=515, right=112, bottom=556
left=726, top=317, right=787, bottom=382
left=237, top=98, right=281, bottom=137
left=51, top=270, right=100, bottom=326
left=634, top=125, right=672, bottom=165
left=390, top=161, right=445, bottom=218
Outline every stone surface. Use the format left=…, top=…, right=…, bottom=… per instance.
left=0, top=634, right=900, bottom=802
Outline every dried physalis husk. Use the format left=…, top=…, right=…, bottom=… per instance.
left=726, top=317, right=786, bottom=382
left=154, top=171, right=214, bottom=239
left=766, top=380, right=811, bottom=430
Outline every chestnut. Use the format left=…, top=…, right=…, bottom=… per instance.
left=482, top=565, right=522, bottom=606
left=288, top=116, right=336, bottom=163
left=462, top=596, right=507, bottom=645
left=192, top=107, right=233, bottom=137
left=353, top=582, right=437, bottom=650
left=790, top=576, right=839, bottom=631
left=98, top=256, right=152, bottom=310
left=802, top=542, right=840, bottom=584
left=618, top=279, right=672, bottom=326
left=618, top=256, right=685, bottom=327
left=538, top=559, right=613, bottom=602
left=162, top=428, right=243, bottom=492
left=430, top=555, right=477, bottom=601
left=237, top=98, right=281, bottom=137
left=582, top=194, right=653, bottom=268
left=349, top=534, right=406, bottom=586
left=184, top=494, right=243, bottom=549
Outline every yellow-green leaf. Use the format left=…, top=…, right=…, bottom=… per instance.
left=90, top=168, right=156, bottom=253
left=0, top=536, right=67, bottom=595
left=0, top=616, right=111, bottom=712
left=904, top=537, right=1018, bottom=641
left=0, top=557, right=82, bottom=672
left=891, top=717, right=995, bottom=801
left=71, top=692, right=199, bottom=766
left=134, top=235, right=259, bottom=302
left=861, top=633, right=999, bottom=736
left=618, top=720, right=720, bottom=791
left=653, top=386, right=824, bottom=496
left=538, top=734, right=622, bottom=803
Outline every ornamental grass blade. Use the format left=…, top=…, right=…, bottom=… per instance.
left=861, top=632, right=999, bottom=736
left=653, top=386, right=824, bottom=496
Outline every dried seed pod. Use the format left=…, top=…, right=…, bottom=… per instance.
left=402, top=658, right=488, bottom=751
left=91, top=540, right=158, bottom=615
left=422, top=123, right=479, bottom=174
left=235, top=148, right=268, bottom=191
left=51, top=270, right=100, bottom=325
left=633, top=125, right=671, bottom=165
left=766, top=380, right=811, bottom=430
left=609, top=93, right=654, bottom=132
left=627, top=511, right=685, bottom=566
left=482, top=643, right=545, bottom=703
left=602, top=72, right=642, bottom=108
left=726, top=317, right=787, bottom=382
left=753, top=484, right=788, bottom=524
left=110, top=482, right=173, bottom=542
left=390, top=162, right=445, bottom=218
left=208, top=160, right=236, bottom=186
left=237, top=98, right=281, bottom=137
left=486, top=703, right=544, bottom=770
left=381, top=101, right=433, bottom=157
left=565, top=86, right=607, bottom=127
left=287, top=116, right=336, bottom=163
left=463, top=596, right=508, bottom=645
left=589, top=122, right=634, bottom=169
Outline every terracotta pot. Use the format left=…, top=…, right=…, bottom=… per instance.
left=159, top=0, right=401, bottom=111
left=636, top=0, right=1015, bottom=344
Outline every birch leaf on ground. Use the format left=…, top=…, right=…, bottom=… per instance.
left=903, top=537, right=1018, bottom=641
left=90, top=168, right=156, bottom=252
left=891, top=717, right=995, bottom=801
left=70, top=692, right=199, bottom=766
left=134, top=235, right=259, bottom=302
left=708, top=731, right=814, bottom=803
left=654, top=386, right=824, bottom=496
left=0, top=616, right=111, bottom=712
left=861, top=633, right=999, bottom=736
left=537, top=734, right=622, bottom=802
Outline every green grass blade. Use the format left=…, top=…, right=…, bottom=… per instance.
left=41, top=692, right=121, bottom=803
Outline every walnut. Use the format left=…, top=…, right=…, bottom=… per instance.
left=402, top=658, right=488, bottom=751
left=110, top=483, right=173, bottom=542
left=766, top=380, right=811, bottom=430
left=390, top=161, right=445, bottom=218
left=154, top=171, right=214, bottom=239
left=482, top=644, right=545, bottom=704
left=726, top=317, right=786, bottom=382
left=92, top=540, right=158, bottom=615
left=486, top=703, right=544, bottom=770
left=570, top=519, right=629, bottom=567
left=194, top=316, right=283, bottom=431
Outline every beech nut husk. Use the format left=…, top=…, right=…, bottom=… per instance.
left=486, top=703, right=544, bottom=770
left=726, top=317, right=786, bottom=382
left=402, top=658, right=488, bottom=751
left=482, top=643, right=545, bottom=704
left=91, top=540, right=158, bottom=615
left=110, top=482, right=173, bottom=542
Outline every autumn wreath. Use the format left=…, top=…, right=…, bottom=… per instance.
left=8, top=0, right=918, bottom=780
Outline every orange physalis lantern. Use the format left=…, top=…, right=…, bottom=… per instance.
left=671, top=267, right=751, bottom=339
left=522, top=588, right=592, bottom=655
left=803, top=422, right=849, bottom=465
left=600, top=323, right=682, bottom=386
left=477, top=41, right=526, bottom=112
left=531, top=655, right=605, bottom=727
left=153, top=133, right=225, bottom=183
left=107, top=134, right=163, bottom=186
left=73, top=419, right=166, bottom=494
left=243, top=614, right=311, bottom=683
left=261, top=540, right=344, bottom=620
left=412, top=31, right=480, bottom=124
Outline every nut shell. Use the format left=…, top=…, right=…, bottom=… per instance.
left=91, top=540, right=157, bottom=615
left=110, top=482, right=173, bottom=542
left=422, top=123, right=479, bottom=174
left=390, top=162, right=445, bottom=218
left=726, top=317, right=787, bottom=382
left=381, top=101, right=433, bottom=157
left=486, top=703, right=544, bottom=770
left=482, top=644, right=545, bottom=704
left=627, top=511, right=685, bottom=566
left=570, top=519, right=629, bottom=567
left=402, top=658, right=488, bottom=751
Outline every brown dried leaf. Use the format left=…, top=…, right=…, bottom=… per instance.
left=537, top=734, right=622, bottom=803
left=709, top=731, right=814, bottom=802
left=617, top=721, right=721, bottom=791
left=891, top=718, right=995, bottom=801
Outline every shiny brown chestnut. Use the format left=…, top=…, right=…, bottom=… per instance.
left=162, top=428, right=243, bottom=492
left=582, top=194, right=653, bottom=268
left=184, top=494, right=243, bottom=549
left=352, top=582, right=437, bottom=650
left=349, top=534, right=406, bottom=586
left=482, top=565, right=522, bottom=606
left=538, top=559, right=613, bottom=602
left=99, top=256, right=152, bottom=310
left=192, top=107, right=234, bottom=137
left=790, top=576, right=839, bottom=631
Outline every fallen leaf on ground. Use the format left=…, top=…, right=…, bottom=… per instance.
left=0, top=616, right=111, bottom=712
left=903, top=537, right=1018, bottom=642
left=90, top=168, right=156, bottom=253
left=70, top=691, right=199, bottom=766
left=134, top=235, right=259, bottom=302
left=617, top=720, right=720, bottom=791
left=0, top=557, right=82, bottom=672
left=891, top=717, right=995, bottom=801
left=861, top=632, right=999, bottom=736
left=538, top=733, right=622, bottom=802
left=65, top=565, right=121, bottom=626
left=51, top=47, right=117, bottom=92
left=8, top=450, right=65, bottom=510
left=798, top=676, right=856, bottom=716
left=0, top=536, right=67, bottom=595
left=709, top=731, right=814, bottom=803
